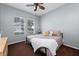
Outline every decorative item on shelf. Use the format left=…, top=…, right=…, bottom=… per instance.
left=14, top=30, right=24, bottom=35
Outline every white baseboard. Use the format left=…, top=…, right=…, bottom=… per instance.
left=8, top=40, right=25, bottom=45
left=63, top=43, right=79, bottom=50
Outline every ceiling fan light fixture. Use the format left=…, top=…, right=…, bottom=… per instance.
left=34, top=6, right=37, bottom=11
left=26, top=3, right=45, bottom=11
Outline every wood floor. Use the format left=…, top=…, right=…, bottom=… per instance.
left=8, top=41, right=79, bottom=56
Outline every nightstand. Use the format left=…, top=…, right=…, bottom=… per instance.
left=25, top=37, right=31, bottom=44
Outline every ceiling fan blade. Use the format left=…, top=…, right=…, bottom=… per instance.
left=26, top=4, right=34, bottom=7
left=34, top=5, right=37, bottom=11
left=39, top=3, right=44, bottom=4
left=39, top=5, right=45, bottom=10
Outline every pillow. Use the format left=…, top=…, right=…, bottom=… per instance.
left=49, top=31, right=53, bottom=36
left=52, top=31, right=61, bottom=36
left=42, top=31, right=49, bottom=36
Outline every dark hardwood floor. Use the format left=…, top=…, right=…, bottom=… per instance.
left=56, top=45, right=79, bottom=56
left=8, top=41, right=79, bottom=56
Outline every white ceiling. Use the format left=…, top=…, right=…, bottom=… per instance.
left=4, top=3, right=65, bottom=16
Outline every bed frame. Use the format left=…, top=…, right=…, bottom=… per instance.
left=25, top=33, right=63, bottom=56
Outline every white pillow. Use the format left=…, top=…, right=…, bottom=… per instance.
left=49, top=31, right=53, bottom=36
left=53, top=30, right=61, bottom=36
left=49, top=30, right=61, bottom=36
left=42, top=31, right=49, bottom=36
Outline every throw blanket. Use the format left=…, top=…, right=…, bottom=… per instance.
left=30, top=38, right=58, bottom=56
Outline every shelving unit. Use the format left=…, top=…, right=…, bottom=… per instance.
left=14, top=17, right=24, bottom=35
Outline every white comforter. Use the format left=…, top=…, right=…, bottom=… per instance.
left=30, top=37, right=58, bottom=56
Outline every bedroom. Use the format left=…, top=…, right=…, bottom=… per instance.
left=0, top=3, right=79, bottom=56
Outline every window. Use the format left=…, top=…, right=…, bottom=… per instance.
left=27, top=19, right=35, bottom=35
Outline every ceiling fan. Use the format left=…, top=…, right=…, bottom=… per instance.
left=26, top=3, right=45, bottom=11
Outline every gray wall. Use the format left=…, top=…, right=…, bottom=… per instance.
left=0, top=4, right=40, bottom=44
left=0, top=8, right=1, bottom=31
left=41, top=3, right=79, bottom=48
left=0, top=13, right=1, bottom=32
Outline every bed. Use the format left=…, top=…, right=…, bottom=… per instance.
left=27, top=32, right=63, bottom=56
